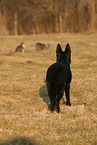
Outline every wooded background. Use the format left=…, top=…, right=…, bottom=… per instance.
left=0, top=0, right=97, bottom=35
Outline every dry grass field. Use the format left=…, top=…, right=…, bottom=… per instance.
left=0, top=33, right=97, bottom=145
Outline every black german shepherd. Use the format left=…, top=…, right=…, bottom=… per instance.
left=46, top=43, right=72, bottom=113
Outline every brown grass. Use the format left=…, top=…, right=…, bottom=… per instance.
left=0, top=33, right=97, bottom=145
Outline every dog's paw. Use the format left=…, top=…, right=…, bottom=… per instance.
left=66, top=101, right=71, bottom=106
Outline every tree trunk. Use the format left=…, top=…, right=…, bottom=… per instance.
left=14, top=12, right=18, bottom=35
left=91, top=1, right=95, bottom=30
left=59, top=13, right=63, bottom=33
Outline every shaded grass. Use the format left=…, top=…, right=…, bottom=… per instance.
left=0, top=33, right=97, bottom=145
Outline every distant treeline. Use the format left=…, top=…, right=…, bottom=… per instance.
left=0, top=0, right=97, bottom=35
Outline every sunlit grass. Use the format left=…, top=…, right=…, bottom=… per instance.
left=0, top=33, right=97, bottom=145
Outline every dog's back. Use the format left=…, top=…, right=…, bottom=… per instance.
left=46, top=62, right=70, bottom=92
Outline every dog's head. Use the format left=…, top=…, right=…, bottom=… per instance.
left=57, top=43, right=71, bottom=65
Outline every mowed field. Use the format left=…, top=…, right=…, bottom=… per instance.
left=0, top=33, right=97, bottom=145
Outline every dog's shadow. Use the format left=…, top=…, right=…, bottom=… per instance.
left=39, top=84, right=50, bottom=108
left=0, top=136, right=38, bottom=145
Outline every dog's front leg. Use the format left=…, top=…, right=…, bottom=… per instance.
left=65, top=84, right=71, bottom=106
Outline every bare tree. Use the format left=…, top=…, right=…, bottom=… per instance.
left=0, top=0, right=97, bottom=35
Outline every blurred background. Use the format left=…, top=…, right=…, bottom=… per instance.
left=0, top=0, right=97, bottom=35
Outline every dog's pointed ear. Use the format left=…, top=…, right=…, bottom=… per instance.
left=65, top=43, right=71, bottom=53
left=56, top=43, right=62, bottom=53
left=56, top=43, right=62, bottom=61
left=65, top=43, right=71, bottom=64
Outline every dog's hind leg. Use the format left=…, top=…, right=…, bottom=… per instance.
left=56, top=92, right=64, bottom=113
left=50, top=95, right=56, bottom=112
left=65, top=84, right=71, bottom=106
left=46, top=83, right=56, bottom=112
